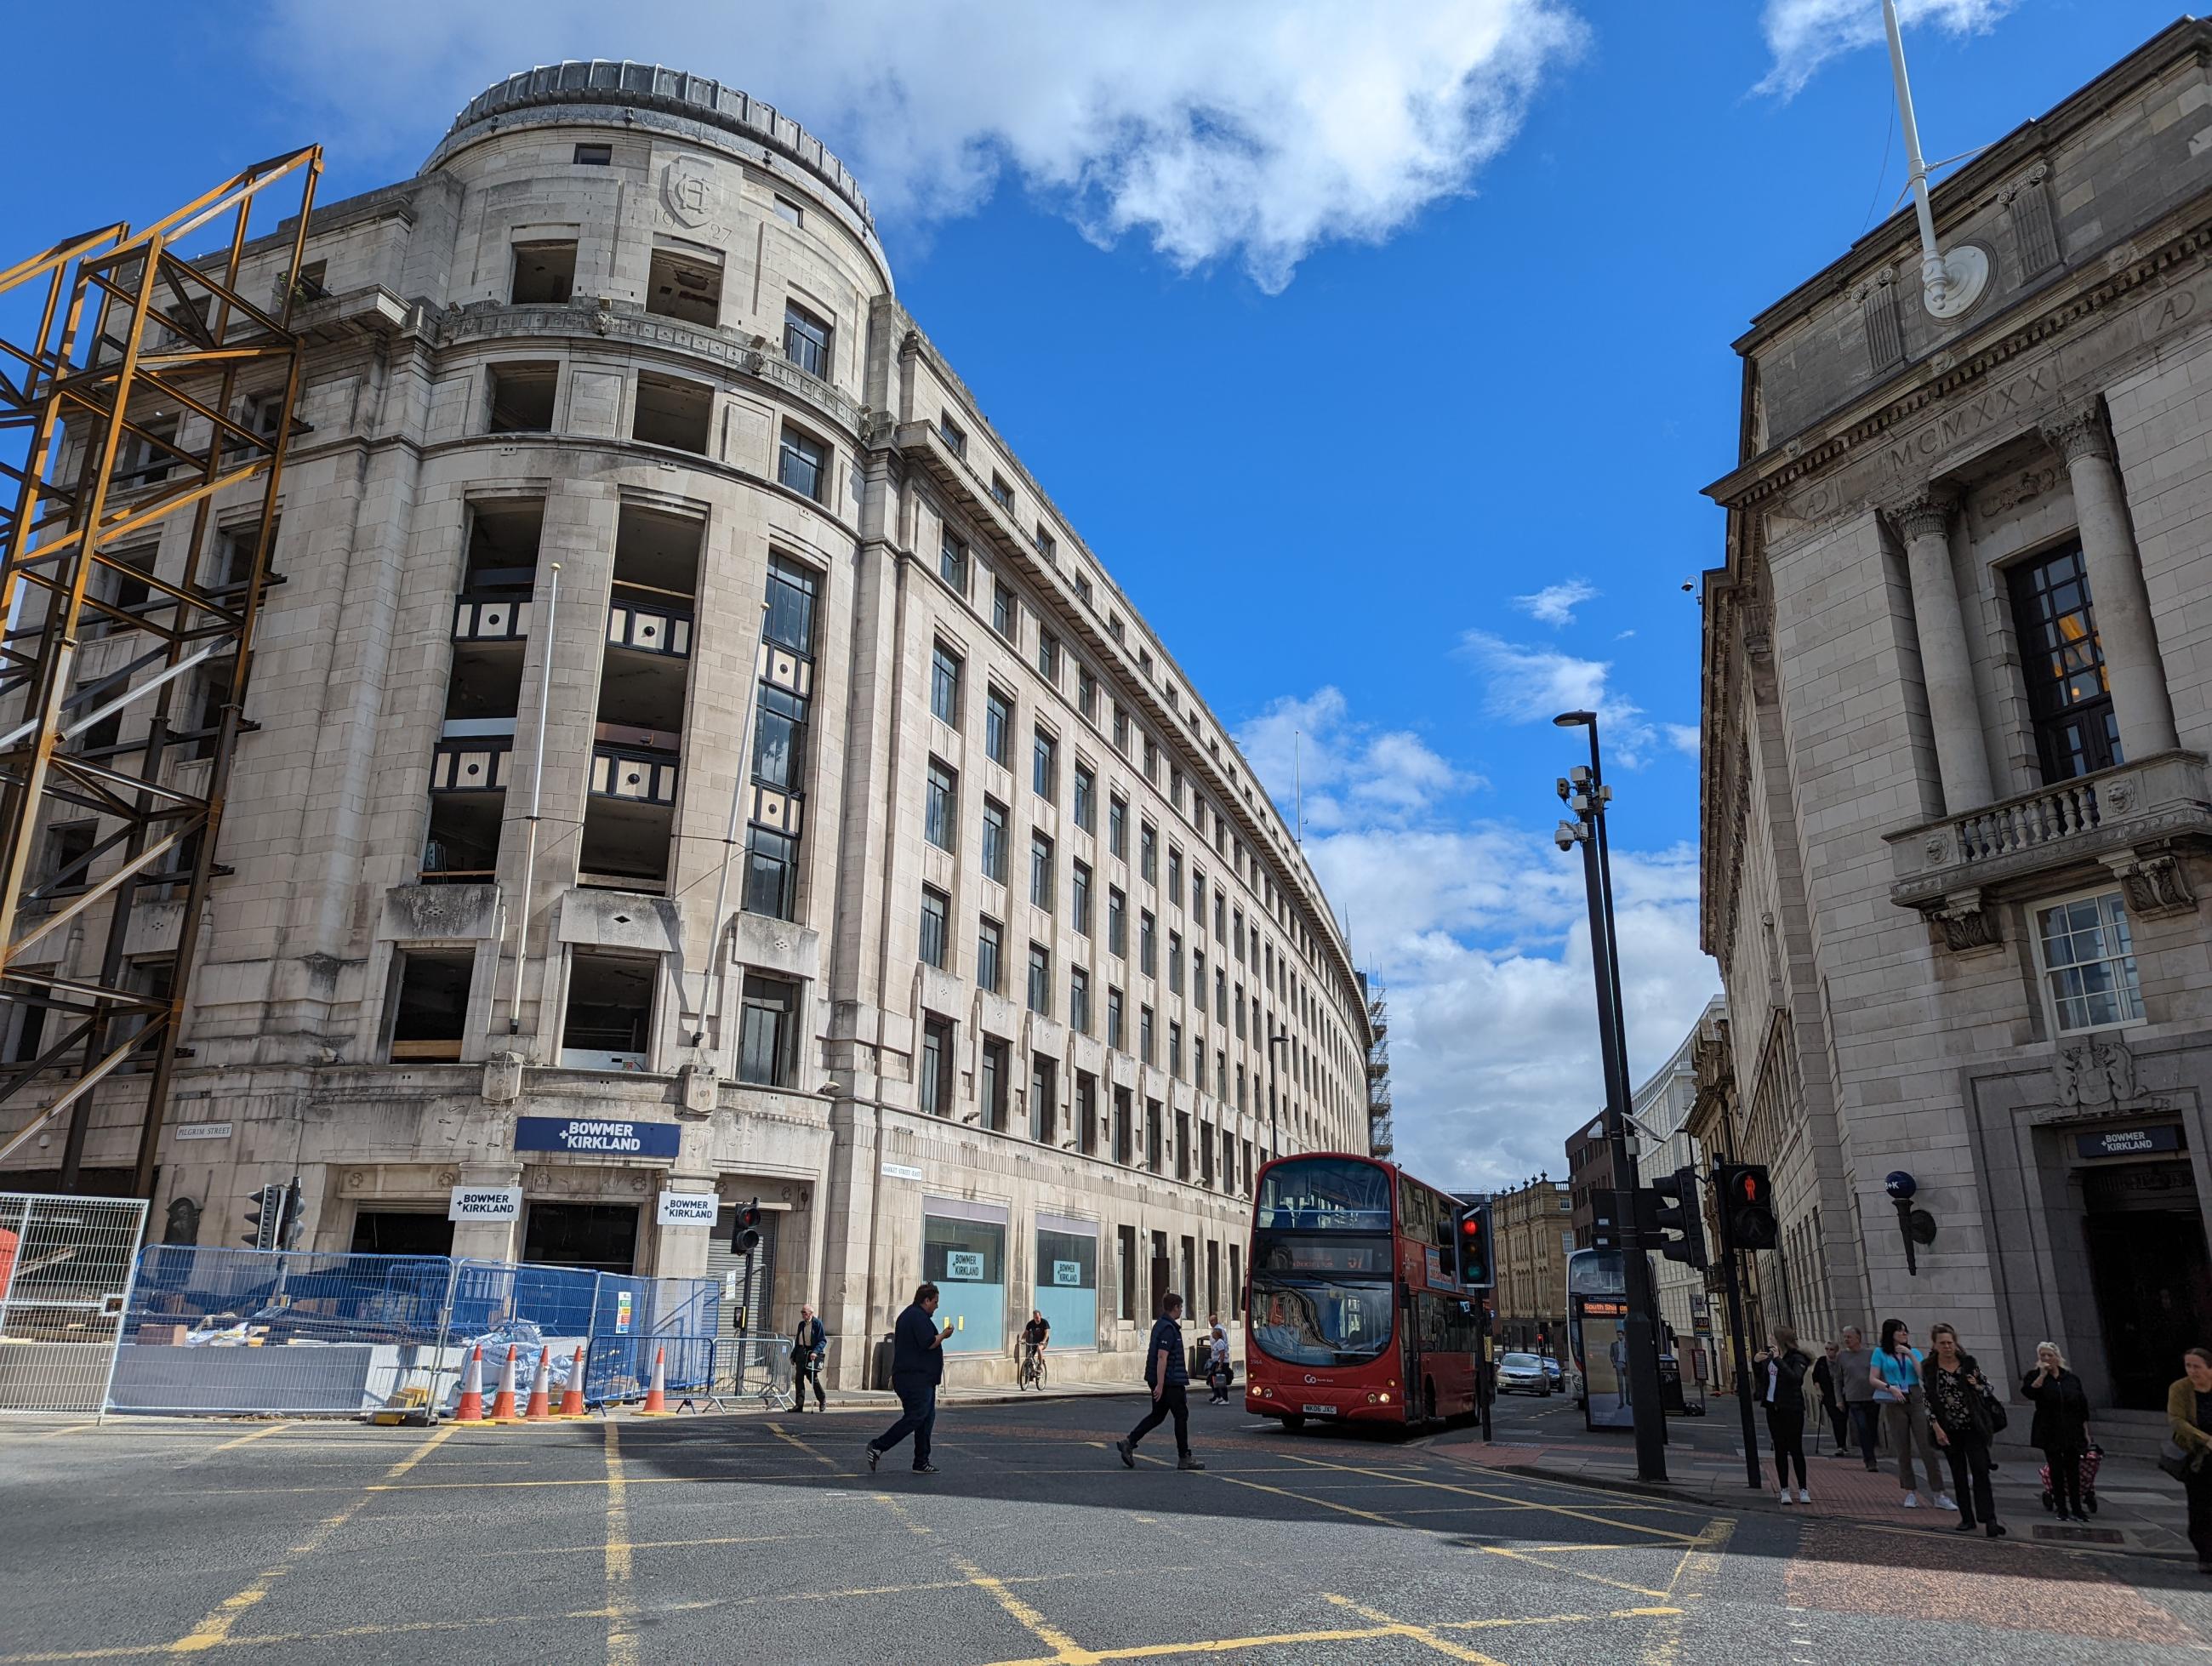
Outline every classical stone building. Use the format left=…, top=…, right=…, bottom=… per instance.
left=1629, top=998, right=1724, bottom=1395
left=1700, top=20, right=2212, bottom=1429
left=1486, top=1176, right=1571, bottom=1355
left=0, top=63, right=1373, bottom=1385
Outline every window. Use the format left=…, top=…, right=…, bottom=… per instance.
left=1079, top=667, right=1098, bottom=722
left=1038, top=631, right=1060, bottom=682
left=1175, top=1111, right=1190, bottom=1179
left=1035, top=526, right=1057, bottom=562
left=1169, top=1021, right=1183, bottom=1081
left=388, top=949, right=471, bottom=1064
left=1071, top=967, right=1092, bottom=1034
left=1140, top=1005, right=1155, bottom=1066
left=1139, top=910, right=1157, bottom=978
left=39, top=821, right=94, bottom=897
left=1030, top=1056, right=1057, bottom=1143
left=990, top=472, right=1014, bottom=511
left=920, top=1015, right=954, bottom=1116
left=2036, top=890, right=2144, bottom=1033
left=978, top=918, right=1004, bottom=994
left=633, top=372, right=711, bottom=452
left=982, top=798, right=1009, bottom=883
left=1078, top=1072, right=1098, bottom=1155
left=932, top=645, right=963, bottom=724
left=1108, top=988, right=1125, bottom=1050
left=1118, top=1224, right=1138, bottom=1317
left=772, top=194, right=805, bottom=226
left=2010, top=543, right=2120, bottom=781
left=920, top=887, right=950, bottom=969
left=752, top=685, right=808, bottom=793
left=1143, top=739, right=1160, bottom=785
left=1033, top=729, right=1058, bottom=800
left=561, top=950, right=653, bottom=1070
left=982, top=1038, right=1009, bottom=1131
left=783, top=300, right=832, bottom=379
left=744, top=825, right=799, bottom=920
left=1072, top=861, right=1093, bottom=935
left=765, top=554, right=818, bottom=656
left=1113, top=704, right=1130, bottom=754
left=1168, top=932, right=1183, bottom=996
left=487, top=362, right=557, bottom=433
left=778, top=426, right=828, bottom=500
left=1109, top=796, right=1127, bottom=859
left=738, top=975, right=801, bottom=1087
left=573, top=142, right=612, bottom=165
left=1216, top=1049, right=1228, bottom=1098
left=1108, top=887, right=1128, bottom=957
left=1075, top=570, right=1093, bottom=606
left=993, top=581, right=1017, bottom=641
left=1029, top=832, right=1055, bottom=910
left=1138, top=648, right=1154, bottom=680
left=1140, top=823, right=1157, bottom=884
left=1146, top=1099, right=1163, bottom=1172
left=1229, top=1243, right=1242, bottom=1316
left=1073, top=765, right=1096, bottom=833
left=940, top=533, right=970, bottom=595
left=1167, top=847, right=1183, bottom=908
left=1027, top=943, right=1053, bottom=1018
left=646, top=247, right=722, bottom=326
left=510, top=240, right=575, bottom=305
left=925, top=760, right=959, bottom=851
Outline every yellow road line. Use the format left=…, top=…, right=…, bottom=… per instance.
left=972, top=1604, right=1678, bottom=1666
left=1275, top=1450, right=1703, bottom=1543
left=162, top=1421, right=457, bottom=1654
left=954, top=1557, right=1100, bottom=1665
left=1325, top=1595, right=1508, bottom=1663
left=602, top=1423, right=636, bottom=1666
left=1475, top=1543, right=1671, bottom=1600
left=209, top=1423, right=293, bottom=1453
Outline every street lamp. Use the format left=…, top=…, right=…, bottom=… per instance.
left=1265, top=1027, right=1286, bottom=1160
left=1552, top=708, right=1670, bottom=1485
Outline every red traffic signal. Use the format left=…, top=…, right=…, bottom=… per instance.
left=731, top=1196, right=764, bottom=1255
left=1717, top=1163, right=1778, bottom=1252
left=1455, top=1201, right=1494, bottom=1288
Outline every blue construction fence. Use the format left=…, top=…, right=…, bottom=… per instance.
left=112, top=1245, right=718, bottom=1416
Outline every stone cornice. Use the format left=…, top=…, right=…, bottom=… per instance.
left=1705, top=209, right=2212, bottom=514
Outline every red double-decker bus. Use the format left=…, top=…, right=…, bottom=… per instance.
left=1243, top=1150, right=1484, bottom=1429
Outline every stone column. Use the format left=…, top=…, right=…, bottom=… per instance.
left=1893, top=492, right=1995, bottom=813
left=2044, top=408, right=2181, bottom=761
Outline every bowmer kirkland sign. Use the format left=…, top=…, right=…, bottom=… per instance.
left=514, top=1116, right=683, bottom=1158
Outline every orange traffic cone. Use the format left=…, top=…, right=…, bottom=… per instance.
left=487, top=1344, right=521, bottom=1422
left=556, top=1344, right=588, bottom=1418
left=637, top=1344, right=670, bottom=1415
left=522, top=1346, right=554, bottom=1421
left=453, top=1344, right=486, bottom=1422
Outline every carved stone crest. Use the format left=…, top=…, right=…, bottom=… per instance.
left=2053, top=1034, right=2138, bottom=1113
left=1923, top=831, right=1953, bottom=868
left=661, top=157, right=718, bottom=228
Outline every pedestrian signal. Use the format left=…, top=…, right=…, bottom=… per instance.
left=1455, top=1201, right=1494, bottom=1289
left=1716, top=1162, right=1778, bottom=1252
left=731, top=1196, right=763, bottom=1255
left=1639, top=1165, right=1707, bottom=1271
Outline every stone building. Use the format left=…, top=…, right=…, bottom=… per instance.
left=1565, top=1116, right=1617, bottom=1251
left=1487, top=1176, right=1571, bottom=1355
left=1630, top=998, right=1724, bottom=1394
left=1700, top=20, right=2212, bottom=1432
left=0, top=63, right=1373, bottom=1386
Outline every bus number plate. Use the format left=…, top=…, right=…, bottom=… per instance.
left=1301, top=1403, right=1336, bottom=1416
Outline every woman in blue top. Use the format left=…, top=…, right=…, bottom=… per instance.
left=1872, top=1318, right=1953, bottom=1511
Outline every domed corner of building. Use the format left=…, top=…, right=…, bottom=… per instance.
left=425, top=57, right=892, bottom=294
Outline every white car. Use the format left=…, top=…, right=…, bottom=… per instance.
left=1497, top=1351, right=1553, bottom=1396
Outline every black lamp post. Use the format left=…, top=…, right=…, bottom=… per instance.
left=1266, top=1028, right=1286, bottom=1160
left=1553, top=708, right=1669, bottom=1484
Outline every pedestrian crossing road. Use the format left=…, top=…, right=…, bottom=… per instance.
left=2, top=1397, right=2206, bottom=1663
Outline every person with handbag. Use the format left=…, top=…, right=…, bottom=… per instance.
left=2164, top=1346, right=2212, bottom=1572
left=1753, top=1325, right=1815, bottom=1503
left=789, top=1303, right=827, bottom=1412
left=2021, top=1341, right=2092, bottom=1522
left=1922, top=1321, right=2004, bottom=1538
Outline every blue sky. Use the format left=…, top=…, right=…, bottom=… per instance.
left=6, top=0, right=2181, bottom=1190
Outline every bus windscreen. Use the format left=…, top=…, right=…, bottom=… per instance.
left=1253, top=1156, right=1392, bottom=1231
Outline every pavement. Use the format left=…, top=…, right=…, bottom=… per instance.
left=1460, top=1384, right=2197, bottom=1560
left=7, top=1393, right=2212, bottom=1664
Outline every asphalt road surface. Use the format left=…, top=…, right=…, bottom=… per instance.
left=3, top=1395, right=2207, bottom=1664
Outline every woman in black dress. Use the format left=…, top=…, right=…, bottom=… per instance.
left=1923, top=1321, right=2004, bottom=1538
left=2021, top=1341, right=2091, bottom=1521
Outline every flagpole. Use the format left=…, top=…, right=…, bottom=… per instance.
left=1882, top=0, right=1987, bottom=318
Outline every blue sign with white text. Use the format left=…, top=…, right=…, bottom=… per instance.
left=515, top=1116, right=682, bottom=1158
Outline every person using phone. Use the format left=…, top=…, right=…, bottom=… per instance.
left=867, top=1282, right=953, bottom=1475
left=2021, top=1341, right=2091, bottom=1521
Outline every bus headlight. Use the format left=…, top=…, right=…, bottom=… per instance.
left=1372, top=1391, right=1390, bottom=1404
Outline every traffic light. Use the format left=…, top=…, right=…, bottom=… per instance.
left=278, top=1179, right=305, bottom=1251
left=1639, top=1165, right=1707, bottom=1270
left=730, top=1196, right=763, bottom=1256
left=1455, top=1201, right=1493, bottom=1289
left=1716, top=1162, right=1778, bottom=1252
left=240, top=1184, right=282, bottom=1251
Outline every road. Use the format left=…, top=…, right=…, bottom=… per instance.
left=2, top=1394, right=2205, bottom=1663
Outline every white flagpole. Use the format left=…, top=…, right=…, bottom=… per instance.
left=1882, top=0, right=1988, bottom=318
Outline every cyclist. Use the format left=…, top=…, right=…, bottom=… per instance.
left=1020, top=1309, right=1051, bottom=1387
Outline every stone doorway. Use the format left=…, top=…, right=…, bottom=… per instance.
left=2083, top=1157, right=2212, bottom=1409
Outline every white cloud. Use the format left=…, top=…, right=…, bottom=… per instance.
left=263, top=0, right=1588, bottom=292
left=1237, top=688, right=1474, bottom=834
left=1757, top=0, right=2021, bottom=100
left=1514, top=578, right=1598, bottom=626
left=1664, top=723, right=1702, bottom=756
left=1236, top=690, right=1719, bottom=1195
left=1457, top=629, right=1684, bottom=767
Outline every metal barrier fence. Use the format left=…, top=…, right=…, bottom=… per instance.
left=109, top=1245, right=720, bottom=1418
left=0, top=1192, right=148, bottom=1416
left=715, top=1330, right=796, bottom=1410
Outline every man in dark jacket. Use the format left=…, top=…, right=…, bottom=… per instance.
left=1115, top=1292, right=1204, bottom=1471
left=790, top=1304, right=827, bottom=1412
left=867, top=1282, right=953, bottom=1474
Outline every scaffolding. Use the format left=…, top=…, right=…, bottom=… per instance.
left=1365, top=978, right=1394, bottom=1157
left=0, top=149, right=322, bottom=1195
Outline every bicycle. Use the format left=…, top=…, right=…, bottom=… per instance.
left=1019, top=1343, right=1048, bottom=1390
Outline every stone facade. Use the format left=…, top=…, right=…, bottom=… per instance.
left=1629, top=999, right=1725, bottom=1395
left=0, top=62, right=1372, bottom=1387
left=1488, top=1177, right=1571, bottom=1355
left=1700, top=21, right=2212, bottom=1429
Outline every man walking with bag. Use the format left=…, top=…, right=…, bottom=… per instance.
left=790, top=1304, right=827, bottom=1412
left=867, top=1282, right=954, bottom=1475
left=1116, top=1292, right=1205, bottom=1471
